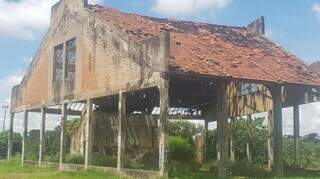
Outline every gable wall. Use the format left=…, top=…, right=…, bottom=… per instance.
left=11, top=0, right=169, bottom=112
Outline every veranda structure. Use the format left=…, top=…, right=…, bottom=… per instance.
left=7, top=0, right=320, bottom=177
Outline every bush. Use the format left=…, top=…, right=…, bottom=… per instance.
left=206, top=130, right=217, bottom=161
left=26, top=151, right=39, bottom=161
left=229, top=160, right=269, bottom=177
left=169, top=121, right=202, bottom=145
left=126, top=160, right=146, bottom=170
left=92, top=154, right=117, bottom=167
left=168, top=161, right=194, bottom=177
left=44, top=154, right=59, bottom=163
left=169, top=136, right=194, bottom=162
left=65, top=154, right=84, bottom=164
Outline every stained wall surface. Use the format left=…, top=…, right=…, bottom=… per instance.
left=11, top=0, right=169, bottom=113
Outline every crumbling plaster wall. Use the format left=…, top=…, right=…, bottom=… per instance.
left=70, top=111, right=158, bottom=162
left=11, top=0, right=169, bottom=112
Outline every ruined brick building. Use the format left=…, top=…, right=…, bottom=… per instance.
left=7, top=0, right=320, bottom=178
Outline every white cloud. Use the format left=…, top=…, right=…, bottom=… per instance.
left=313, top=3, right=320, bottom=13
left=0, top=0, right=102, bottom=40
left=152, top=0, right=232, bottom=17
left=0, top=70, right=24, bottom=105
left=0, top=70, right=23, bottom=130
left=313, top=3, right=320, bottom=19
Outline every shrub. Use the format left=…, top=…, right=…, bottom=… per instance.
left=44, top=154, right=59, bottom=163
left=126, top=160, right=146, bottom=170
left=92, top=154, right=117, bottom=167
left=168, top=161, right=193, bottom=177
left=26, top=151, right=39, bottom=161
left=169, top=136, right=193, bottom=162
left=206, top=130, right=217, bottom=161
left=65, top=154, right=84, bottom=164
left=229, top=160, right=269, bottom=177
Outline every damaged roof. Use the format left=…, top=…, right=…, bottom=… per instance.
left=89, top=5, right=320, bottom=86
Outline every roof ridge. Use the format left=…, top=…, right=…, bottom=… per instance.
left=88, top=4, right=246, bottom=30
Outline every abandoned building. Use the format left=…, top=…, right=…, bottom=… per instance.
left=6, top=0, right=320, bottom=178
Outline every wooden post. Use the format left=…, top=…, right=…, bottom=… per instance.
left=246, top=114, right=253, bottom=163
left=293, top=104, right=300, bottom=168
left=21, top=111, right=28, bottom=165
left=229, top=118, right=235, bottom=162
left=159, top=80, right=169, bottom=177
left=59, top=103, right=67, bottom=169
left=270, top=85, right=283, bottom=176
left=85, top=99, right=93, bottom=170
left=216, top=82, right=229, bottom=178
left=7, top=113, right=14, bottom=161
left=204, top=119, right=209, bottom=163
left=39, top=107, right=46, bottom=166
left=267, top=110, right=274, bottom=172
left=117, top=92, right=126, bottom=173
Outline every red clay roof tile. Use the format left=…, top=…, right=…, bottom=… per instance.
left=88, top=5, right=320, bottom=86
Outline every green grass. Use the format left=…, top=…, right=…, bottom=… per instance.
left=1, top=159, right=320, bottom=179
left=0, top=159, right=126, bottom=179
left=170, top=170, right=320, bottom=179
left=168, top=161, right=320, bottom=179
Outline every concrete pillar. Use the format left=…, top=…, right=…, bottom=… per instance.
left=267, top=110, right=274, bottom=172
left=270, top=85, right=283, bottom=176
left=59, top=103, right=67, bottom=169
left=21, top=111, right=28, bottom=165
left=229, top=118, right=235, bottom=162
left=39, top=107, right=46, bottom=166
left=293, top=104, right=300, bottom=168
left=85, top=99, right=93, bottom=170
left=216, top=82, right=229, bottom=178
left=159, top=80, right=169, bottom=177
left=203, top=119, right=209, bottom=163
left=117, top=92, right=126, bottom=172
left=7, top=113, right=14, bottom=161
left=246, top=114, right=253, bottom=163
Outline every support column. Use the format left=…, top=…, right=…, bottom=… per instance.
left=59, top=103, right=67, bottom=169
left=39, top=107, right=46, bottom=166
left=267, top=110, right=274, bottom=172
left=159, top=80, right=169, bottom=177
left=85, top=99, right=93, bottom=170
left=21, top=111, right=28, bottom=165
left=246, top=114, right=253, bottom=163
left=7, top=113, right=14, bottom=161
left=293, top=104, right=300, bottom=168
left=270, top=85, right=283, bottom=176
left=229, top=118, right=235, bottom=162
left=117, top=92, right=126, bottom=173
left=217, top=82, right=229, bottom=178
left=203, top=119, right=209, bottom=163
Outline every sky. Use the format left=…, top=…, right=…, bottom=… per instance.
left=0, top=0, right=320, bottom=135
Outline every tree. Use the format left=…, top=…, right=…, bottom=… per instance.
left=206, top=129, right=217, bottom=161
left=231, top=117, right=268, bottom=164
left=169, top=121, right=203, bottom=145
left=303, top=133, right=320, bottom=144
left=26, top=129, right=40, bottom=160
left=44, top=126, right=61, bottom=161
left=0, top=131, right=22, bottom=159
